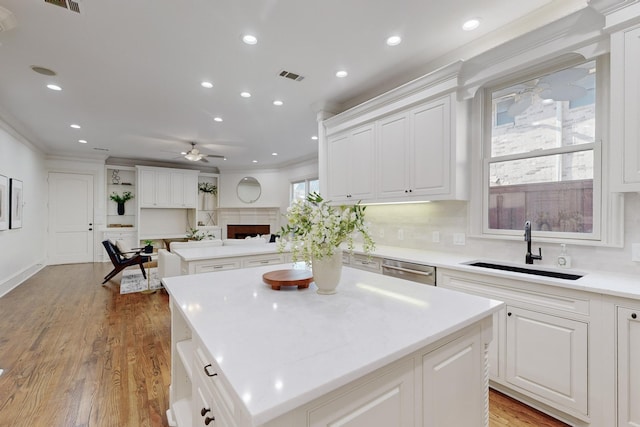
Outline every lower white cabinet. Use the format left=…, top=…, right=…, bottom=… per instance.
left=505, top=306, right=588, bottom=416
left=617, top=306, right=640, bottom=427
left=347, top=253, right=383, bottom=273
left=183, top=253, right=286, bottom=275
left=437, top=269, right=593, bottom=424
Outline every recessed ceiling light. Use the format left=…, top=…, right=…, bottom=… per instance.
left=47, top=84, right=62, bottom=91
left=78, top=139, right=87, bottom=144
left=70, top=124, right=81, bottom=129
left=273, top=100, right=283, bottom=106
left=213, top=117, right=223, bottom=122
left=201, top=81, right=213, bottom=88
left=181, top=151, right=187, bottom=155
left=252, top=160, right=258, bottom=163
left=241, top=91, right=251, bottom=98
left=386, top=35, right=402, bottom=46
left=335, top=70, right=348, bottom=78
left=272, top=152, right=278, bottom=156
left=311, top=136, right=318, bottom=140
left=462, top=19, right=480, bottom=31
left=242, top=34, right=258, bottom=45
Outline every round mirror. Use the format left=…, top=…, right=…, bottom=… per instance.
left=237, top=176, right=261, bottom=203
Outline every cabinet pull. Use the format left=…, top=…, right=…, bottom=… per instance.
left=201, top=407, right=211, bottom=416
left=205, top=415, right=216, bottom=425
left=507, top=312, right=512, bottom=316
left=204, top=364, right=218, bottom=377
left=632, top=313, right=637, bottom=320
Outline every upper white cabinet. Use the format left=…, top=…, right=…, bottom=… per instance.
left=321, top=62, right=467, bottom=204
left=137, top=166, right=198, bottom=208
left=610, top=24, right=640, bottom=191
left=378, top=96, right=455, bottom=201
left=326, top=124, right=376, bottom=203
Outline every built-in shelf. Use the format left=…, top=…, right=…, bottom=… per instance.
left=176, top=339, right=194, bottom=380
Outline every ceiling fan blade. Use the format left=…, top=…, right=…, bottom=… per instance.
left=205, top=154, right=225, bottom=159
left=199, top=157, right=209, bottom=163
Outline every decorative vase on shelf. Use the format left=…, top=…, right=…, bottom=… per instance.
left=312, top=251, right=343, bottom=295
left=117, top=202, right=125, bottom=215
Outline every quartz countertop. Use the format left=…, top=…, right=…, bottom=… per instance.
left=162, top=264, right=503, bottom=425
left=352, top=244, right=640, bottom=300
left=172, top=242, right=284, bottom=261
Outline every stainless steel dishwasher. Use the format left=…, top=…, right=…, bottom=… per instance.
left=382, top=259, right=436, bottom=285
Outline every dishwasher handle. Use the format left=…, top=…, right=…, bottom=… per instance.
left=383, top=264, right=433, bottom=276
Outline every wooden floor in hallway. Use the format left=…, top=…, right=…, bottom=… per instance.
left=0, top=263, right=569, bottom=427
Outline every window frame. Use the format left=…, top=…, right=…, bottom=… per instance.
left=480, top=57, right=605, bottom=242
left=290, top=177, right=319, bottom=205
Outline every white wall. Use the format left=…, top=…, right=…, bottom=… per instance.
left=0, top=121, right=47, bottom=296
left=365, top=195, right=640, bottom=275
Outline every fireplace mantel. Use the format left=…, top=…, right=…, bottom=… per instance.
left=216, top=207, right=281, bottom=239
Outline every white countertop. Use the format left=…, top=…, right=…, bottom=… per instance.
left=163, top=264, right=503, bottom=425
left=356, top=245, right=640, bottom=300
left=172, top=242, right=283, bottom=261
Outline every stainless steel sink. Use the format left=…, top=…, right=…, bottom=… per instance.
left=465, top=261, right=583, bottom=280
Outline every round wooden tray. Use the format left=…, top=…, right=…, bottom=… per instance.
left=262, top=269, right=313, bottom=290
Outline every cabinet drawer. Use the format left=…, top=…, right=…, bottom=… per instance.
left=194, top=346, right=238, bottom=426
left=242, top=254, right=285, bottom=268
left=195, top=260, right=241, bottom=273
left=350, top=254, right=382, bottom=273
left=439, top=271, right=590, bottom=317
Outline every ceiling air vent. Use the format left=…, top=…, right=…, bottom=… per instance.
left=44, top=0, right=80, bottom=14
left=279, top=70, right=304, bottom=82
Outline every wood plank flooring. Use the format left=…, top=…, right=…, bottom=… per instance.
left=0, top=263, right=570, bottom=427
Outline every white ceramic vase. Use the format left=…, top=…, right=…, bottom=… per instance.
left=312, top=251, right=343, bottom=295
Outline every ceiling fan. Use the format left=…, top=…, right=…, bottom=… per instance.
left=181, top=142, right=225, bottom=162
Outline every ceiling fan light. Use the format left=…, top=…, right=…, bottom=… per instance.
left=184, top=153, right=202, bottom=161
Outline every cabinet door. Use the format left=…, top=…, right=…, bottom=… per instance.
left=378, top=113, right=410, bottom=198
left=183, top=173, right=198, bottom=207
left=349, top=125, right=375, bottom=200
left=423, top=329, right=485, bottom=427
left=139, top=169, right=157, bottom=207
left=410, top=97, right=450, bottom=196
left=308, top=358, right=415, bottom=427
left=622, top=28, right=640, bottom=185
left=617, top=306, right=640, bottom=427
left=327, top=133, right=351, bottom=201
left=156, top=171, right=171, bottom=206
left=170, top=172, right=186, bottom=207
left=506, top=306, right=588, bottom=416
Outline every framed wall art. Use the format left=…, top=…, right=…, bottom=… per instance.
left=0, top=174, right=7, bottom=230
left=9, top=178, right=23, bottom=229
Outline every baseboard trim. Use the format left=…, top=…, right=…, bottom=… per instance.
left=0, top=262, right=46, bottom=298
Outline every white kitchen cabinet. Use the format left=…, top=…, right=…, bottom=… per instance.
left=378, top=96, right=453, bottom=200
left=437, top=268, right=593, bottom=424
left=616, top=306, right=640, bottom=427
left=505, top=306, right=588, bottom=416
left=610, top=25, right=640, bottom=191
left=348, top=253, right=383, bottom=273
left=326, top=124, right=375, bottom=203
left=137, top=166, right=198, bottom=208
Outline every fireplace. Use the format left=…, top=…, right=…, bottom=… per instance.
left=227, top=224, right=270, bottom=239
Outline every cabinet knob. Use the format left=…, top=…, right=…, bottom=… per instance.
left=204, top=364, right=218, bottom=377
left=205, top=415, right=216, bottom=425
left=507, top=312, right=512, bottom=317
left=201, top=407, right=211, bottom=416
left=632, top=313, right=637, bottom=320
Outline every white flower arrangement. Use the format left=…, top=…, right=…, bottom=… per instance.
left=278, top=192, right=375, bottom=265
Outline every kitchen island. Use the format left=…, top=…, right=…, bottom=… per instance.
left=163, top=264, right=503, bottom=427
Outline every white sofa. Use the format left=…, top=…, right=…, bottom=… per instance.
left=157, top=237, right=269, bottom=279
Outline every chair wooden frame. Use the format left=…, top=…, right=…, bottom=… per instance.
left=101, top=240, right=150, bottom=284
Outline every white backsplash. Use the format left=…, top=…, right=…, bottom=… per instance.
left=365, top=193, right=640, bottom=275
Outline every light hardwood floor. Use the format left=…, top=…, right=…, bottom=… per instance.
left=0, top=263, right=570, bottom=427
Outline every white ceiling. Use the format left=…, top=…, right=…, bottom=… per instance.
left=0, top=0, right=587, bottom=171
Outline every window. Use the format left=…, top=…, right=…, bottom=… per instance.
left=484, top=59, right=600, bottom=239
left=290, top=178, right=319, bottom=204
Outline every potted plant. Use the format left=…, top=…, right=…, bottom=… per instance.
left=278, top=192, right=375, bottom=294
left=143, top=239, right=154, bottom=253
left=198, top=182, right=217, bottom=211
left=109, top=191, right=134, bottom=215
left=186, top=227, right=212, bottom=241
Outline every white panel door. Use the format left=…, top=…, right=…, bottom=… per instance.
left=378, top=113, right=409, bottom=198
left=48, top=172, right=94, bottom=265
left=622, top=27, right=640, bottom=185
left=506, top=306, right=588, bottom=416
left=349, top=125, right=375, bottom=200
left=617, top=306, right=640, bottom=427
left=410, top=97, right=450, bottom=196
left=139, top=169, right=157, bottom=207
left=327, top=133, right=351, bottom=201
